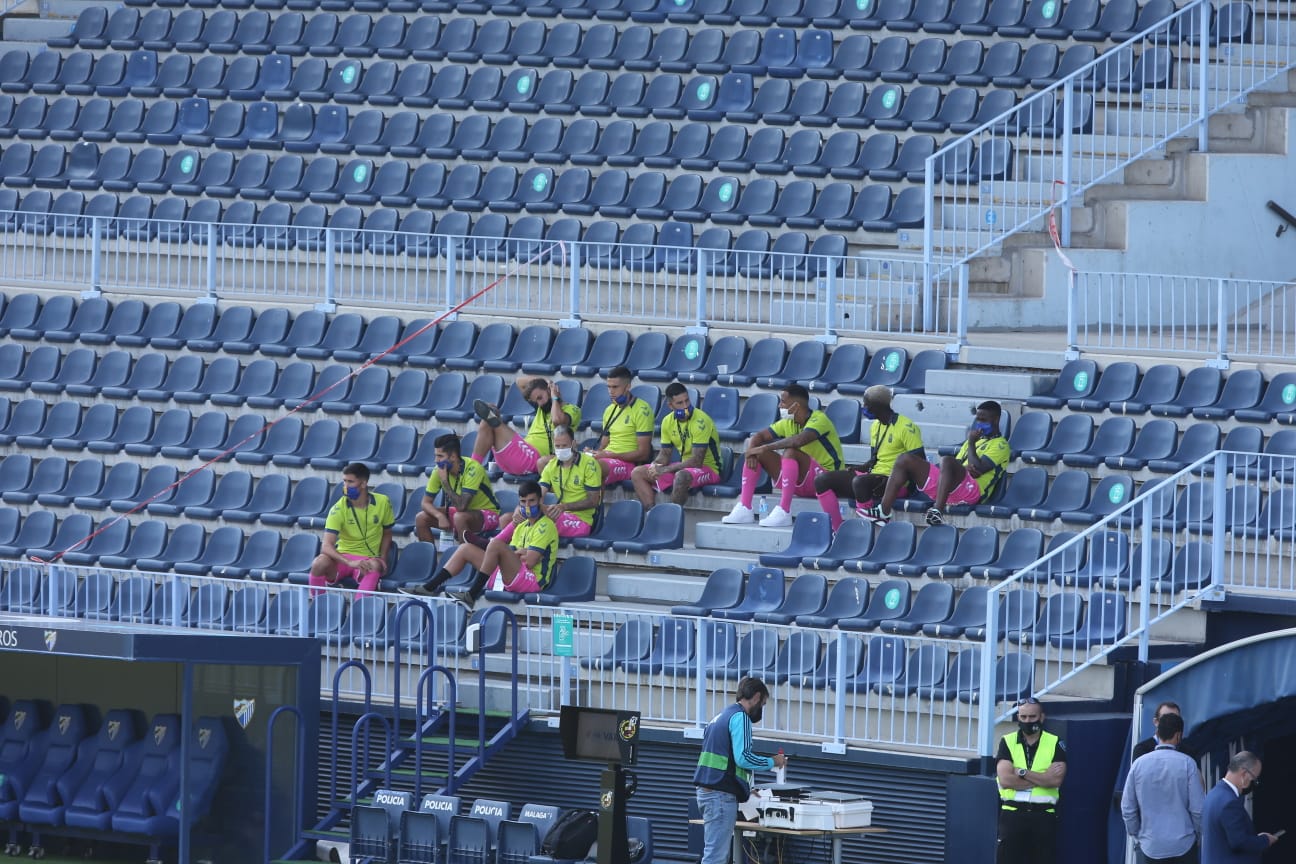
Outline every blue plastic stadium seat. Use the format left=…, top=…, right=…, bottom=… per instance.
left=671, top=567, right=744, bottom=616
left=758, top=512, right=831, bottom=567
left=841, top=521, right=916, bottom=575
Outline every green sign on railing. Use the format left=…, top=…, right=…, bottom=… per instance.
left=553, top=614, right=574, bottom=657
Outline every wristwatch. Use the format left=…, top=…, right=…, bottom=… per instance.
left=1017, top=768, right=1028, bottom=778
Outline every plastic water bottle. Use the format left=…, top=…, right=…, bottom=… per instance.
left=840, top=501, right=849, bottom=520
left=758, top=496, right=768, bottom=517
left=774, top=749, right=786, bottom=785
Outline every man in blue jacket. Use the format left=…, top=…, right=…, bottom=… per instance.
left=1201, top=752, right=1278, bottom=864
left=693, top=678, right=786, bottom=864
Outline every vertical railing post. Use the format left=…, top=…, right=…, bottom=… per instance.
left=694, top=619, right=707, bottom=731
left=922, top=163, right=935, bottom=314
left=444, top=240, right=458, bottom=317
left=319, top=227, right=338, bottom=312
left=820, top=266, right=838, bottom=343
left=695, top=259, right=708, bottom=331
left=1212, top=451, right=1227, bottom=591
left=1138, top=497, right=1154, bottom=663
left=833, top=631, right=847, bottom=746
left=1066, top=268, right=1079, bottom=357
left=956, top=263, right=968, bottom=346
left=563, top=242, right=582, bottom=326
left=1061, top=79, right=1074, bottom=247
left=87, top=217, right=103, bottom=297
left=206, top=223, right=218, bottom=299
left=977, top=589, right=1000, bottom=757
left=1215, top=278, right=1229, bottom=364
left=1198, top=0, right=1211, bottom=153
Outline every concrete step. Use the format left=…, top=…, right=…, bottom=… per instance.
left=605, top=570, right=705, bottom=605
left=695, top=520, right=794, bottom=554
left=924, top=370, right=1050, bottom=400
left=41, top=0, right=105, bottom=18
left=959, top=345, right=1068, bottom=372
left=4, top=15, right=67, bottom=40
left=0, top=38, right=41, bottom=54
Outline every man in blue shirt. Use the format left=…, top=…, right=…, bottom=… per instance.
left=1122, top=713, right=1203, bottom=864
left=693, top=678, right=786, bottom=864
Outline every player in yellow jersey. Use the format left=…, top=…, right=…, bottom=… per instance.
left=866, top=400, right=1010, bottom=526
left=401, top=480, right=559, bottom=605
left=722, top=383, right=843, bottom=528
left=310, top=462, right=394, bottom=595
left=416, top=433, right=501, bottom=545
left=587, top=365, right=654, bottom=485
left=469, top=375, right=580, bottom=476
left=813, top=385, right=925, bottom=531
left=632, top=383, right=723, bottom=509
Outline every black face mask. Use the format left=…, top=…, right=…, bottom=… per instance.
left=747, top=703, right=764, bottom=724
left=1018, top=721, right=1042, bottom=736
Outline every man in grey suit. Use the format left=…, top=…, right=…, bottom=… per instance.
left=1201, top=752, right=1278, bottom=864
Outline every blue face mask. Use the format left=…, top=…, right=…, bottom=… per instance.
left=524, top=504, right=543, bottom=519
left=344, top=485, right=360, bottom=501
left=435, top=459, right=452, bottom=470
left=973, top=421, right=993, bottom=435
left=673, top=407, right=691, bottom=422
left=612, top=393, right=629, bottom=405
left=860, top=406, right=875, bottom=421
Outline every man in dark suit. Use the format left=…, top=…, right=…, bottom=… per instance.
left=1201, top=751, right=1278, bottom=864
left=1133, top=701, right=1182, bottom=761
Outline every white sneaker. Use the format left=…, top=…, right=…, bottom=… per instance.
left=721, top=503, right=756, bottom=524
left=759, top=505, right=792, bottom=528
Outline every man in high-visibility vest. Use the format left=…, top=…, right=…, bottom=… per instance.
left=995, top=697, right=1068, bottom=864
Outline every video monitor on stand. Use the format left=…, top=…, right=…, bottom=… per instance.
left=559, top=706, right=641, bottom=864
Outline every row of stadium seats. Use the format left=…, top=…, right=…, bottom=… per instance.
left=0, top=105, right=1069, bottom=175
left=0, top=487, right=686, bottom=566
left=93, top=0, right=1188, bottom=39
left=743, top=512, right=1215, bottom=582
left=0, top=190, right=878, bottom=264
left=0, top=157, right=951, bottom=234
left=7, top=37, right=1151, bottom=105
left=1028, top=359, right=1296, bottom=422
left=0, top=702, right=226, bottom=855
left=0, top=299, right=936, bottom=390
left=0, top=471, right=1248, bottom=576
left=349, top=792, right=649, bottom=864
left=0, top=53, right=1156, bottom=127
left=40, top=16, right=1106, bottom=80
left=674, top=567, right=1114, bottom=630
left=584, top=616, right=1039, bottom=696
left=1000, top=415, right=1296, bottom=467
left=0, top=395, right=1282, bottom=490
left=60, top=0, right=1257, bottom=53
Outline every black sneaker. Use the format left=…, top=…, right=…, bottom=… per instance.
left=474, top=399, right=502, bottom=428
left=925, top=508, right=945, bottom=526
left=447, top=589, right=476, bottom=607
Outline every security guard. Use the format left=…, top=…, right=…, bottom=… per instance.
left=995, top=697, right=1068, bottom=864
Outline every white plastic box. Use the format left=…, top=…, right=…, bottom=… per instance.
left=755, top=796, right=873, bottom=830
left=804, top=795, right=874, bottom=829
